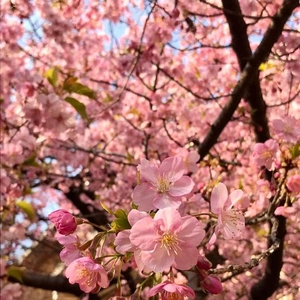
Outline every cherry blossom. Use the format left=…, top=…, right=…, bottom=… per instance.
left=147, top=280, right=195, bottom=300
left=177, top=148, right=200, bottom=173
left=274, top=206, right=297, bottom=217
left=286, top=174, right=300, bottom=194
left=272, top=117, right=300, bottom=143
left=210, top=183, right=245, bottom=240
left=253, top=139, right=279, bottom=171
left=56, top=233, right=82, bottom=266
left=129, top=207, right=205, bottom=272
left=65, top=257, right=109, bottom=294
left=132, top=157, right=194, bottom=210
left=0, top=283, right=23, bottom=300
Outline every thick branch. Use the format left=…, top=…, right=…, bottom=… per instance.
left=8, top=270, right=84, bottom=297
left=198, top=0, right=299, bottom=159
left=65, top=185, right=109, bottom=228
left=221, top=0, right=270, bottom=142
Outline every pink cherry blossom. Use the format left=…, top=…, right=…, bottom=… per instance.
left=132, top=156, right=194, bottom=210
left=56, top=233, right=82, bottom=265
left=0, top=283, right=23, bottom=300
left=274, top=206, right=296, bottom=217
left=130, top=207, right=205, bottom=272
left=48, top=209, right=77, bottom=235
left=272, top=117, right=300, bottom=143
left=147, top=280, right=195, bottom=300
left=253, top=139, right=279, bottom=171
left=210, top=183, right=245, bottom=239
left=177, top=148, right=200, bottom=173
left=286, top=174, right=300, bottom=194
left=65, top=257, right=109, bottom=294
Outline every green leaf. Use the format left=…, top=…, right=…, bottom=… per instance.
left=16, top=201, right=35, bottom=221
left=111, top=209, right=131, bottom=232
left=44, top=68, right=58, bottom=87
left=290, top=143, right=300, bottom=160
left=63, top=80, right=96, bottom=100
left=100, top=202, right=113, bottom=215
left=64, top=97, right=89, bottom=121
left=23, top=154, right=41, bottom=168
left=7, top=266, right=25, bottom=283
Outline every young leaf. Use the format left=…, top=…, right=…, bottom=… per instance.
left=63, top=80, right=97, bottom=100
left=64, top=97, right=89, bottom=121
left=7, top=267, right=25, bottom=283
left=23, top=154, right=41, bottom=168
left=111, top=209, right=131, bottom=231
left=44, top=68, right=59, bottom=87
left=290, top=143, right=300, bottom=160
left=16, top=201, right=35, bottom=221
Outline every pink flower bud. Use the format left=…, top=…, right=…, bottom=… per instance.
left=197, top=256, right=212, bottom=271
left=48, top=209, right=77, bottom=235
left=201, top=274, right=222, bottom=294
left=171, top=8, right=180, bottom=19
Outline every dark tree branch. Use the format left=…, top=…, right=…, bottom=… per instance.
left=197, top=2, right=299, bottom=299
left=197, top=0, right=299, bottom=159
left=221, top=0, right=270, bottom=143
left=65, top=185, right=109, bottom=228
left=8, top=270, right=84, bottom=297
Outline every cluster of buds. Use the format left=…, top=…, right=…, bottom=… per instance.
left=196, top=256, right=222, bottom=294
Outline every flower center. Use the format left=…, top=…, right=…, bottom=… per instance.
left=156, top=175, right=171, bottom=193
left=161, top=232, right=181, bottom=255
left=162, top=291, right=184, bottom=300
left=262, top=149, right=272, bottom=159
left=76, top=268, right=93, bottom=286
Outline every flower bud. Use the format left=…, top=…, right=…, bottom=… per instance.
left=197, top=256, right=212, bottom=271
left=201, top=275, right=222, bottom=294
left=48, top=209, right=77, bottom=235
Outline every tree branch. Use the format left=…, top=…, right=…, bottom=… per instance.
left=197, top=0, right=299, bottom=159
left=8, top=270, right=84, bottom=297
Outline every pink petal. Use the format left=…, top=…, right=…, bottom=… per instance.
left=208, top=232, right=217, bottom=245
left=98, top=270, right=109, bottom=288
left=154, top=207, right=182, bottom=232
left=147, top=282, right=167, bottom=297
left=210, top=183, right=228, bottom=214
left=228, top=189, right=244, bottom=208
left=173, top=247, right=199, bottom=270
left=132, top=183, right=156, bottom=211
left=169, top=176, right=194, bottom=196
left=219, top=210, right=245, bottom=239
left=177, top=216, right=205, bottom=246
left=187, top=151, right=200, bottom=163
left=139, top=158, right=159, bottom=184
left=127, top=209, right=148, bottom=226
left=130, top=217, right=158, bottom=250
left=115, top=230, right=135, bottom=254
left=159, top=156, right=185, bottom=182
left=153, top=193, right=182, bottom=209
left=141, top=245, right=174, bottom=272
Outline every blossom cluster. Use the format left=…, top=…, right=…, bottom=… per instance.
left=48, top=155, right=251, bottom=299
